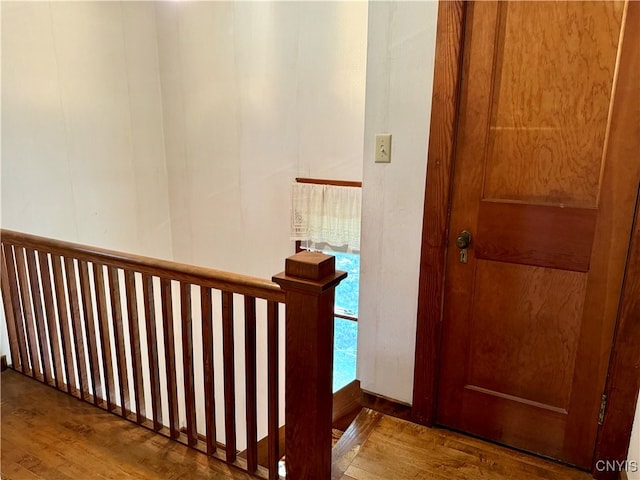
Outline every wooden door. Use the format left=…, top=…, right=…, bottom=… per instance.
left=436, top=0, right=640, bottom=469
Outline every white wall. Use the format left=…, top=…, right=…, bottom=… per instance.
left=1, top=2, right=174, bottom=373
left=0, top=2, right=5, bottom=359
left=358, top=1, right=439, bottom=404
left=1, top=2, right=173, bottom=258
left=1, top=0, right=368, bottom=444
left=629, top=395, right=640, bottom=479
left=151, top=2, right=366, bottom=445
left=154, top=1, right=367, bottom=278
left=2, top=1, right=367, bottom=276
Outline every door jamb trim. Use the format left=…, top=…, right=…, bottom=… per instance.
left=411, top=0, right=467, bottom=426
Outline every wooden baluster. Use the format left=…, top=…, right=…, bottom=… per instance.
left=4, top=245, right=30, bottom=374
left=107, top=266, right=130, bottom=417
left=1, top=244, right=22, bottom=371
left=38, top=251, right=63, bottom=388
left=222, top=290, right=237, bottom=463
left=65, top=258, right=89, bottom=399
left=244, top=296, right=258, bottom=473
left=201, top=286, right=216, bottom=455
left=124, top=270, right=145, bottom=423
left=273, top=252, right=346, bottom=480
left=267, top=300, right=279, bottom=480
left=161, top=278, right=179, bottom=439
left=25, top=248, right=54, bottom=385
left=14, top=247, right=42, bottom=380
left=78, top=261, right=103, bottom=405
left=143, top=274, right=162, bottom=430
left=94, top=263, right=116, bottom=410
left=181, top=282, right=197, bottom=447
left=51, top=254, right=76, bottom=394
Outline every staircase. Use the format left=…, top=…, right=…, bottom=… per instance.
left=240, top=379, right=365, bottom=475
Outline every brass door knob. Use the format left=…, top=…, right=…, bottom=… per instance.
left=455, top=230, right=471, bottom=249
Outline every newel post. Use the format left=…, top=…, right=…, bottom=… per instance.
left=272, top=251, right=347, bottom=480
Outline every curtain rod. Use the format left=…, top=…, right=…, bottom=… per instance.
left=295, top=177, right=362, bottom=188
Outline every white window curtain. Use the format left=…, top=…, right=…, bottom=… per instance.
left=291, top=182, right=361, bottom=252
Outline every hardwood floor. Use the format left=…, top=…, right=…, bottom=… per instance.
left=2, top=370, right=593, bottom=480
left=338, top=413, right=593, bottom=480
left=1, top=370, right=252, bottom=479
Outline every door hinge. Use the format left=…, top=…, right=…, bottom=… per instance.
left=598, top=394, right=607, bottom=425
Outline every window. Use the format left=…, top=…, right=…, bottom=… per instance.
left=297, top=244, right=359, bottom=391
left=332, top=251, right=359, bottom=391
left=291, top=178, right=362, bottom=392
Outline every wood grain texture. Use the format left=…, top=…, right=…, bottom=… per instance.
left=594, top=188, right=640, bottom=480
left=124, top=270, right=145, bottom=422
left=65, top=257, right=89, bottom=399
left=143, top=274, right=162, bottom=431
left=221, top=290, right=237, bottom=463
left=108, top=266, right=130, bottom=416
left=37, top=251, right=63, bottom=389
left=331, top=408, right=383, bottom=480
left=412, top=0, right=467, bottom=426
left=94, top=263, right=116, bottom=409
left=283, top=287, right=335, bottom=480
left=563, top=0, right=640, bottom=468
left=267, top=300, right=279, bottom=480
left=1, top=370, right=254, bottom=480
left=332, top=380, right=362, bottom=431
left=0, top=232, right=296, bottom=479
left=241, top=425, right=285, bottom=474
left=285, top=251, right=335, bottom=280
left=160, top=278, right=179, bottom=439
left=78, top=260, right=103, bottom=405
left=484, top=2, right=624, bottom=208
left=341, top=415, right=591, bottom=480
left=243, top=296, right=258, bottom=473
left=468, top=261, right=586, bottom=410
left=295, top=178, right=362, bottom=188
left=51, top=254, right=76, bottom=394
left=14, top=247, right=41, bottom=381
left=1, top=229, right=283, bottom=302
left=273, top=252, right=344, bottom=480
left=475, top=201, right=597, bottom=272
left=3, top=245, right=30, bottom=375
left=201, top=286, right=217, bottom=455
left=180, top=282, right=197, bottom=447
left=592, top=2, right=640, bottom=477
left=1, top=370, right=592, bottom=480
left=25, top=249, right=53, bottom=385
left=435, top=0, right=639, bottom=469
left=0, top=245, right=21, bottom=370
left=361, top=390, right=412, bottom=422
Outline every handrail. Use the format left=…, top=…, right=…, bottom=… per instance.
left=1, top=229, right=284, bottom=302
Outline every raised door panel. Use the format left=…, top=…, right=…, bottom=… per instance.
left=484, top=1, right=622, bottom=208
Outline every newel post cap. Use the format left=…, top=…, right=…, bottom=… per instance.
left=272, top=251, right=347, bottom=293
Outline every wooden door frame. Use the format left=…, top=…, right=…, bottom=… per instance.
left=411, top=1, right=640, bottom=478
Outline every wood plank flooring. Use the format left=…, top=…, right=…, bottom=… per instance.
left=2, top=370, right=594, bottom=480
left=339, top=412, right=593, bottom=480
left=1, top=370, right=252, bottom=479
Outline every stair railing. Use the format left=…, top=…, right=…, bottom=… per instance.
left=0, top=229, right=344, bottom=480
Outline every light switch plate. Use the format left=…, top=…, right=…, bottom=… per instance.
left=375, top=134, right=392, bottom=163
